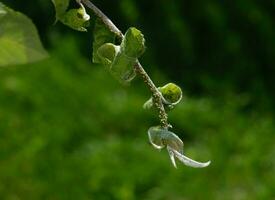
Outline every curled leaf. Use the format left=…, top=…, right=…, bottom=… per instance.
left=148, top=126, right=211, bottom=168
left=108, top=27, right=145, bottom=84
left=148, top=126, right=183, bottom=152
left=109, top=48, right=137, bottom=85
left=143, top=83, right=182, bottom=110
left=148, top=126, right=166, bottom=149
left=122, top=27, right=146, bottom=58
left=95, top=27, right=145, bottom=85
left=172, top=147, right=211, bottom=168
left=159, top=83, right=182, bottom=105
left=97, top=43, right=120, bottom=66
left=51, top=0, right=90, bottom=31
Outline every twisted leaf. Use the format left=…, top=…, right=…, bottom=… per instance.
left=148, top=126, right=211, bottom=168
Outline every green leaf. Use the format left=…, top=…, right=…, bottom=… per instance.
left=122, top=27, right=145, bottom=58
left=97, top=43, right=119, bottom=66
left=159, top=83, right=182, bottom=105
left=60, top=7, right=90, bottom=32
left=93, top=19, right=116, bottom=63
left=109, top=47, right=137, bottom=85
left=51, top=0, right=70, bottom=21
left=93, top=27, right=145, bottom=85
left=51, top=0, right=90, bottom=31
left=0, top=3, right=48, bottom=67
left=108, top=27, right=145, bottom=84
left=143, top=83, right=182, bottom=110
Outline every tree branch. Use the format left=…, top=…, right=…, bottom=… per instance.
left=81, top=0, right=169, bottom=128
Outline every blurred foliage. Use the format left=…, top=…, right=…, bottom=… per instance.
left=0, top=2, right=48, bottom=67
left=0, top=0, right=275, bottom=199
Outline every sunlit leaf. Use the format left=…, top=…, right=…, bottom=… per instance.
left=51, top=0, right=90, bottom=31
left=0, top=3, right=48, bottom=67
left=60, top=7, right=90, bottom=32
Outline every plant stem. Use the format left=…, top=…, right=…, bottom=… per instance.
left=134, top=62, right=168, bottom=128
left=81, top=0, right=123, bottom=38
left=81, top=0, right=169, bottom=128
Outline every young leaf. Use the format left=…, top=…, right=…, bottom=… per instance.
left=51, top=0, right=70, bottom=21
left=93, top=19, right=116, bottom=63
left=122, top=27, right=145, bottom=58
left=60, top=7, right=90, bottom=32
left=107, top=27, right=145, bottom=85
left=109, top=47, right=137, bottom=85
left=143, top=83, right=182, bottom=110
left=159, top=83, right=182, bottom=105
left=0, top=3, right=48, bottom=67
left=97, top=43, right=120, bottom=66
left=51, top=0, right=90, bottom=31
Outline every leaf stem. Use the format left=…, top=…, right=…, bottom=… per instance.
left=81, top=0, right=169, bottom=128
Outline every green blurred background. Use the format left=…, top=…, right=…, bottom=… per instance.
left=1, top=0, right=275, bottom=199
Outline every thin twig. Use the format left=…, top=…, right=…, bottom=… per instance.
left=81, top=0, right=169, bottom=128
left=81, top=0, right=123, bottom=38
